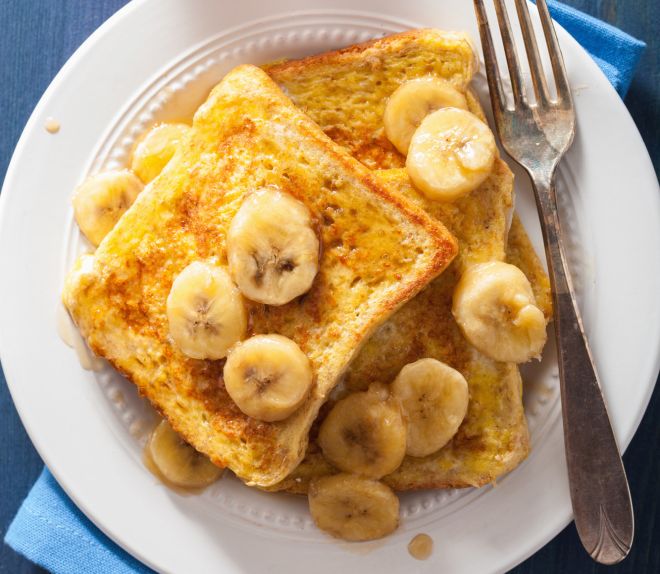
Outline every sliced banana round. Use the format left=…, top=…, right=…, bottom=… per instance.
left=227, top=188, right=319, bottom=306
left=308, top=473, right=399, bottom=541
left=223, top=334, right=313, bottom=422
left=452, top=261, right=547, bottom=363
left=384, top=77, right=469, bottom=155
left=167, top=261, right=246, bottom=360
left=392, top=358, right=469, bottom=457
left=318, top=384, right=407, bottom=479
left=131, top=123, right=190, bottom=183
left=147, top=419, right=223, bottom=489
left=406, top=107, right=497, bottom=202
left=72, top=170, right=144, bottom=246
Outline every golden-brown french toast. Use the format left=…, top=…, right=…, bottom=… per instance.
left=267, top=28, right=549, bottom=308
left=62, top=64, right=458, bottom=487
left=265, top=31, right=552, bottom=492
left=271, top=165, right=534, bottom=493
left=266, top=28, right=477, bottom=170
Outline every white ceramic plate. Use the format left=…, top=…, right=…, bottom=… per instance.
left=1, top=0, right=658, bottom=572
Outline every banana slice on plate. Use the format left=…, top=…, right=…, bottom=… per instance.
left=406, top=107, right=497, bottom=202
left=131, top=123, right=190, bottom=183
left=227, top=188, right=319, bottom=305
left=384, top=77, right=469, bottom=155
left=147, top=419, right=223, bottom=489
left=392, top=358, right=469, bottom=457
left=318, top=383, right=406, bottom=479
left=452, top=261, right=547, bottom=363
left=167, top=261, right=246, bottom=360
left=308, top=474, right=399, bottom=541
left=223, top=334, right=313, bottom=422
left=72, top=170, right=144, bottom=246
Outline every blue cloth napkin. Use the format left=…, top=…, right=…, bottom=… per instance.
left=4, top=3, right=646, bottom=573
left=5, top=469, right=153, bottom=574
left=541, top=0, right=645, bottom=96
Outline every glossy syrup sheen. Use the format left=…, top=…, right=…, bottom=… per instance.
left=408, top=533, right=433, bottom=560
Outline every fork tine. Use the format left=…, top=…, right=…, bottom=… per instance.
left=536, top=0, right=573, bottom=105
left=513, top=0, right=551, bottom=106
left=473, top=0, right=507, bottom=114
left=493, top=0, right=525, bottom=105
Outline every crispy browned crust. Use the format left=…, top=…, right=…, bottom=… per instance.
left=63, top=65, right=457, bottom=487
left=265, top=29, right=476, bottom=89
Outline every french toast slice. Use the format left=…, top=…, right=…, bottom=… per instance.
left=63, top=65, right=458, bottom=487
left=266, top=28, right=477, bottom=170
left=266, top=29, right=548, bottom=305
left=271, top=165, right=533, bottom=493
left=266, top=30, right=553, bottom=492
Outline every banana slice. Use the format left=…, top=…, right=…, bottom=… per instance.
left=391, top=358, right=469, bottom=457
left=227, top=188, right=319, bottom=305
left=72, top=170, right=144, bottom=246
left=166, top=261, right=246, bottom=360
left=318, top=384, right=406, bottom=479
left=406, top=107, right=497, bottom=202
left=384, top=77, right=469, bottom=155
left=223, top=334, right=313, bottom=422
left=308, top=474, right=399, bottom=541
left=147, top=419, right=223, bottom=488
left=130, top=123, right=190, bottom=183
left=452, top=261, right=547, bottom=363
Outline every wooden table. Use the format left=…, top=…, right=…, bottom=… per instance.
left=0, top=1, right=657, bottom=572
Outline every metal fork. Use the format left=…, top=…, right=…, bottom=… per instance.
left=473, top=0, right=634, bottom=564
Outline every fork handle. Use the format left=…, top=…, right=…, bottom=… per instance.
left=532, top=176, right=634, bottom=564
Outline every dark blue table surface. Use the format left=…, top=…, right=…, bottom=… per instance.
left=0, top=1, right=658, bottom=573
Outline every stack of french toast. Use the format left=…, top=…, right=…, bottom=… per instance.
left=63, top=29, right=551, bottom=542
